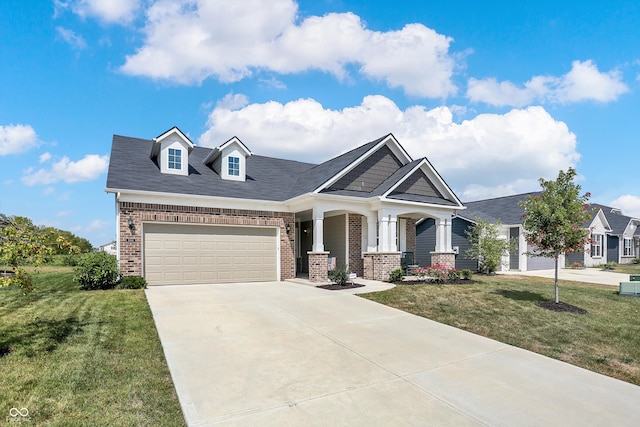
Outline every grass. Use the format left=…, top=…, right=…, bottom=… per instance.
left=0, top=268, right=185, bottom=426
left=602, top=263, right=640, bottom=275
left=361, top=274, right=640, bottom=385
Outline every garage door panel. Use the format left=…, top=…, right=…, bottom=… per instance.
left=144, top=223, right=277, bottom=285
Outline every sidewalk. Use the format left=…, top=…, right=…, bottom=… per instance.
left=501, top=267, right=628, bottom=286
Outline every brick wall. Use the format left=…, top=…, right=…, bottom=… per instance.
left=308, top=252, right=329, bottom=282
left=348, top=213, right=364, bottom=277
left=363, top=252, right=401, bottom=281
left=430, top=252, right=455, bottom=269
left=118, top=202, right=295, bottom=280
left=405, top=218, right=416, bottom=253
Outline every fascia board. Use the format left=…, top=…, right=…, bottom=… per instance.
left=217, top=136, right=252, bottom=156
left=106, top=188, right=286, bottom=211
left=154, top=126, right=195, bottom=150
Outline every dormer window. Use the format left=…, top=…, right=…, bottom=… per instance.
left=168, top=148, right=182, bottom=170
left=228, top=156, right=240, bottom=176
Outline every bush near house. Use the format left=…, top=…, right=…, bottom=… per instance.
left=117, top=275, right=147, bottom=289
left=74, top=252, right=119, bottom=290
left=328, top=266, right=349, bottom=286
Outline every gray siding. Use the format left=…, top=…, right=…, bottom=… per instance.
left=416, top=217, right=477, bottom=270
left=416, top=218, right=436, bottom=267
left=328, top=145, right=402, bottom=192
left=324, top=215, right=346, bottom=268
left=391, top=170, right=443, bottom=198
left=607, top=235, right=619, bottom=263
left=509, top=227, right=520, bottom=270
left=565, top=251, right=584, bottom=267
left=526, top=243, right=556, bottom=270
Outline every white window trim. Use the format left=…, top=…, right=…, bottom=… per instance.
left=623, top=237, right=634, bottom=257
left=168, top=148, right=182, bottom=170
left=591, top=233, right=603, bottom=258
left=228, top=156, right=240, bottom=176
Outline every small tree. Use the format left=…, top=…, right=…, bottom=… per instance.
left=465, top=216, right=516, bottom=274
left=0, top=214, right=74, bottom=294
left=520, top=168, right=591, bottom=304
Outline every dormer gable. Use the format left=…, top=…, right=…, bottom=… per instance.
left=150, top=126, right=194, bottom=176
left=203, top=136, right=252, bottom=182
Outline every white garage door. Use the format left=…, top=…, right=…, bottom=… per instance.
left=144, top=223, right=278, bottom=285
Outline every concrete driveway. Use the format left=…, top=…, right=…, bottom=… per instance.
left=146, top=281, right=640, bottom=426
left=501, top=267, right=628, bottom=286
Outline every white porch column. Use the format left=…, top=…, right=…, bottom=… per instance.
left=312, top=208, right=325, bottom=252
left=389, top=216, right=398, bottom=252
left=435, top=216, right=453, bottom=252
left=399, top=218, right=407, bottom=252
left=366, top=214, right=377, bottom=252
left=379, top=214, right=390, bottom=252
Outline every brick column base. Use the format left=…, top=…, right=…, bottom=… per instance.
left=430, top=252, right=455, bottom=268
left=308, top=252, right=329, bottom=283
left=363, top=252, right=401, bottom=282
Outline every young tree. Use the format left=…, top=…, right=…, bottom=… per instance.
left=519, top=168, right=591, bottom=304
left=0, top=214, right=75, bottom=294
left=466, top=216, right=516, bottom=274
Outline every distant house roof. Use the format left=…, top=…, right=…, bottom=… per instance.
left=459, top=192, right=541, bottom=224
left=106, top=133, right=461, bottom=208
left=591, top=203, right=639, bottom=235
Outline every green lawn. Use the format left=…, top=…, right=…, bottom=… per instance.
left=361, top=274, right=640, bottom=385
left=604, top=262, right=640, bottom=275
left=0, top=268, right=185, bottom=426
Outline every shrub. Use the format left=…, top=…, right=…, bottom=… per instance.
left=447, top=268, right=461, bottom=281
left=74, top=252, right=119, bottom=290
left=570, top=261, right=583, bottom=269
left=388, top=268, right=404, bottom=283
left=633, top=258, right=640, bottom=265
left=426, top=264, right=449, bottom=283
left=117, top=275, right=147, bottom=289
left=461, top=269, right=473, bottom=280
left=328, top=266, right=348, bottom=286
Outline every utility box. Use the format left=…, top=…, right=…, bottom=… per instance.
left=619, top=282, right=640, bottom=296
left=629, top=275, right=640, bottom=282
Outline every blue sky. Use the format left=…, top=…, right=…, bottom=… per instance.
left=2, top=0, right=640, bottom=246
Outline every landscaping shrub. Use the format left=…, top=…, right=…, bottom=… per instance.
left=388, top=268, right=404, bottom=283
left=634, top=258, right=640, bottom=265
left=409, top=266, right=429, bottom=280
left=117, top=275, right=147, bottom=289
left=328, top=266, right=348, bottom=286
left=427, top=264, right=450, bottom=283
left=461, top=269, right=473, bottom=280
left=74, top=251, right=119, bottom=290
left=447, top=268, right=461, bottom=281
left=570, top=261, right=583, bottom=269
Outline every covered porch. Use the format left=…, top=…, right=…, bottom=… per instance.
left=293, top=202, right=457, bottom=283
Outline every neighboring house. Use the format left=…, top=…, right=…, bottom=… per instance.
left=417, top=192, right=572, bottom=271
left=598, top=204, right=640, bottom=264
left=564, top=206, right=612, bottom=267
left=98, top=241, right=117, bottom=256
left=105, top=127, right=464, bottom=285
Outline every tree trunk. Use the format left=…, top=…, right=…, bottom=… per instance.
left=554, top=255, right=559, bottom=304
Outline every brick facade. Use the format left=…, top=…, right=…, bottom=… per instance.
left=118, top=202, right=295, bottom=280
left=430, top=252, right=455, bottom=269
left=308, top=252, right=329, bottom=282
left=363, top=252, right=401, bottom=281
left=347, top=214, right=364, bottom=277
left=405, top=218, right=416, bottom=253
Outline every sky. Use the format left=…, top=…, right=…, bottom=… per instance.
left=2, top=0, right=640, bottom=246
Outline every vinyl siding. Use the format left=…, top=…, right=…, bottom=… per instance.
left=324, top=215, right=347, bottom=268
left=328, top=145, right=402, bottom=193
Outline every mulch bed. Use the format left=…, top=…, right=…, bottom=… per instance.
left=536, top=301, right=588, bottom=314
left=397, top=279, right=479, bottom=285
left=317, top=283, right=366, bottom=290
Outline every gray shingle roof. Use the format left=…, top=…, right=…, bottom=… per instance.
left=591, top=204, right=636, bottom=235
left=106, top=133, right=460, bottom=208
left=459, top=192, right=541, bottom=224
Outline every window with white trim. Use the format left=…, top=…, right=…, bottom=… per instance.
left=228, top=156, right=240, bottom=176
left=168, top=148, right=182, bottom=170
left=623, top=238, right=634, bottom=257
left=591, top=233, right=603, bottom=258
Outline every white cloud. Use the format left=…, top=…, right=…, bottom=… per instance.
left=72, top=219, right=110, bottom=234
left=467, top=60, right=628, bottom=106
left=22, top=154, right=109, bottom=186
left=0, top=124, right=38, bottom=155
left=71, top=0, right=141, bottom=23
left=39, top=152, right=52, bottom=163
left=120, top=0, right=457, bottom=97
left=199, top=95, right=579, bottom=200
left=56, top=26, right=87, bottom=50
left=609, top=195, right=640, bottom=219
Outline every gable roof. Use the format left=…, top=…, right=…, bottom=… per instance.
left=591, top=203, right=638, bottom=235
left=106, top=132, right=461, bottom=209
left=149, top=126, right=194, bottom=158
left=202, top=136, right=252, bottom=165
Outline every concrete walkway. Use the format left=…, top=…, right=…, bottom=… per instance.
left=146, top=281, right=640, bottom=426
left=501, top=267, right=628, bottom=286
